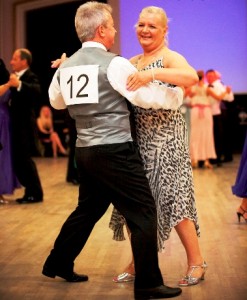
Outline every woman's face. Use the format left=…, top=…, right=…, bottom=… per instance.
left=136, top=12, right=167, bottom=51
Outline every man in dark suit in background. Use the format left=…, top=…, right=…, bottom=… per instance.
left=9, top=48, right=43, bottom=204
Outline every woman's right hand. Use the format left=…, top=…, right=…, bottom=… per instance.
left=126, top=70, right=152, bottom=91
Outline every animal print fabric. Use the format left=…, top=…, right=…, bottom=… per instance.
left=109, top=58, right=200, bottom=252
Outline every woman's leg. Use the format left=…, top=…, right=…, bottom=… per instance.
left=115, top=218, right=206, bottom=284
left=122, top=226, right=135, bottom=273
left=238, top=197, right=247, bottom=210
left=50, top=132, right=67, bottom=156
left=237, top=197, right=247, bottom=222
left=112, top=225, right=135, bottom=282
left=175, top=218, right=205, bottom=279
left=204, top=159, right=213, bottom=169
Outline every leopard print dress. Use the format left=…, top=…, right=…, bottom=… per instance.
left=109, top=58, right=200, bottom=252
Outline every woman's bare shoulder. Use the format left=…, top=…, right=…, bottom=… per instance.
left=163, top=48, right=190, bottom=67
left=164, top=48, right=185, bottom=59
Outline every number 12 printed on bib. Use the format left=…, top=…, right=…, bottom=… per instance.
left=60, top=65, right=99, bottom=105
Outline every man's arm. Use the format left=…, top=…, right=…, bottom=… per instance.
left=49, top=69, right=67, bottom=110
left=49, top=55, right=184, bottom=110
left=107, top=56, right=183, bottom=110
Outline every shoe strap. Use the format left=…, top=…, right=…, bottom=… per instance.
left=188, top=261, right=207, bottom=269
left=240, top=206, right=247, bottom=213
left=187, top=262, right=207, bottom=278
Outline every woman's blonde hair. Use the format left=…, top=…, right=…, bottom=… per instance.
left=138, top=6, right=168, bottom=27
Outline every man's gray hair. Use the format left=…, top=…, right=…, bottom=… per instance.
left=75, top=1, right=112, bottom=43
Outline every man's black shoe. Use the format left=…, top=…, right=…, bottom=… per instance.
left=67, top=178, right=79, bottom=185
left=42, top=265, right=88, bottom=282
left=16, top=196, right=43, bottom=204
left=135, top=285, right=182, bottom=299
left=223, top=157, right=233, bottom=163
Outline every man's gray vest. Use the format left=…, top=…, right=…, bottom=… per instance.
left=58, top=47, right=132, bottom=147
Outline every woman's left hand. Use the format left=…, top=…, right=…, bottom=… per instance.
left=51, top=53, right=67, bottom=68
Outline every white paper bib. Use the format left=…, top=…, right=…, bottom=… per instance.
left=60, top=65, right=99, bottom=105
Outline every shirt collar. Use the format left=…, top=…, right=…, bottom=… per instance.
left=16, top=68, right=28, bottom=77
left=82, top=41, right=107, bottom=51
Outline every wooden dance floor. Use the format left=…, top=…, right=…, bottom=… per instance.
left=0, top=156, right=246, bottom=300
